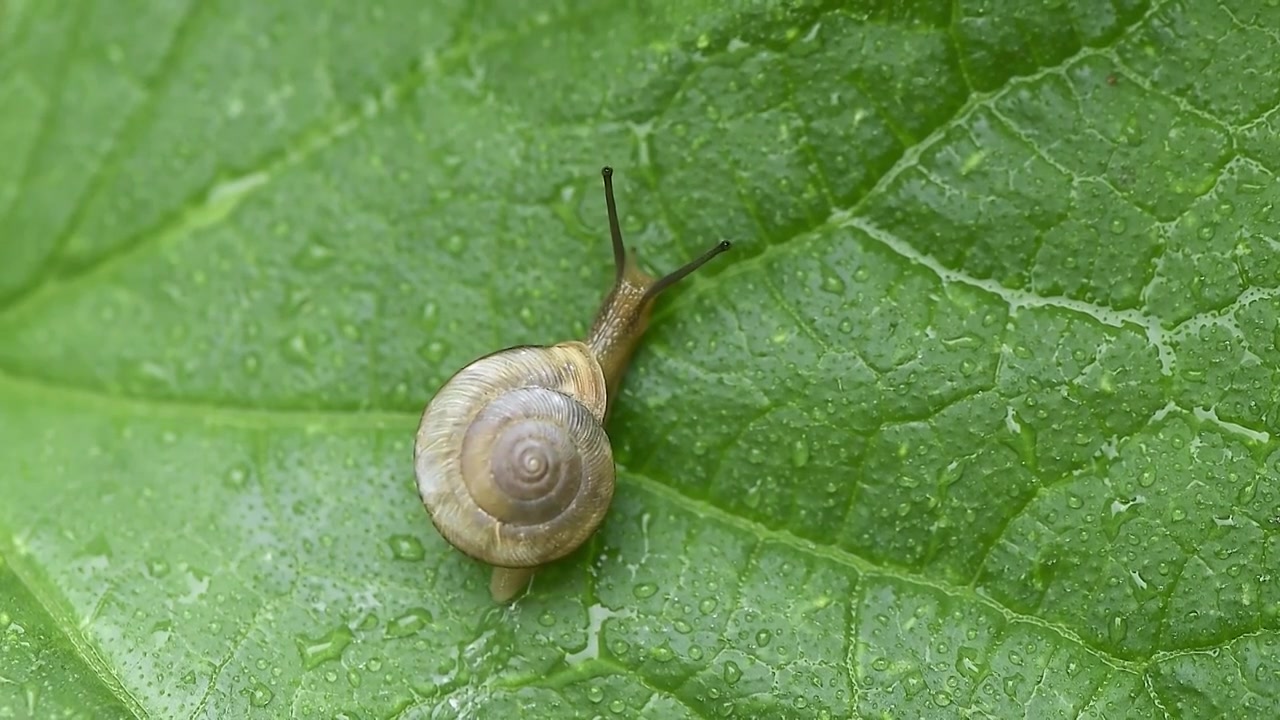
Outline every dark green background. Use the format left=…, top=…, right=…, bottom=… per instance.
left=2, top=0, right=1279, bottom=717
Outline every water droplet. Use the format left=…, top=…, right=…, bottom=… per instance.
left=651, top=643, right=675, bottom=662
left=673, top=619, right=693, bottom=634
left=1002, top=675, right=1022, bottom=699
left=388, top=535, right=425, bottom=561
left=1108, top=615, right=1128, bottom=645
left=249, top=681, right=274, bottom=707
left=820, top=271, right=846, bottom=295
left=418, top=340, right=447, bottom=363
left=689, top=644, right=704, bottom=660
left=1066, top=493, right=1084, bottom=509
left=608, top=638, right=631, bottom=657
left=294, top=241, right=336, bottom=270
left=587, top=685, right=605, bottom=704
left=146, top=558, right=170, bottom=577
left=838, top=318, right=853, bottom=334
left=871, top=657, right=889, bottom=671
left=755, top=629, right=772, bottom=647
left=225, top=464, right=249, bottom=489
left=347, top=669, right=361, bottom=688
left=384, top=608, right=434, bottom=639
left=295, top=625, right=354, bottom=670
left=791, top=439, right=810, bottom=468
left=633, top=583, right=657, bottom=599
left=1109, top=217, right=1127, bottom=234
left=723, top=660, right=742, bottom=685
left=608, top=699, right=626, bottom=714
left=699, top=598, right=718, bottom=614
left=538, top=611, right=556, bottom=627
left=283, top=334, right=312, bottom=365
left=902, top=669, right=926, bottom=698
left=1238, top=482, right=1258, bottom=504
left=955, top=646, right=984, bottom=679
left=933, top=690, right=953, bottom=707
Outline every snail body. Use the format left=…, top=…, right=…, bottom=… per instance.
left=414, top=166, right=731, bottom=602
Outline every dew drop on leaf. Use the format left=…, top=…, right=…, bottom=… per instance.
left=902, top=669, right=927, bottom=698
left=384, top=608, right=433, bottom=639
left=1108, top=615, right=1128, bottom=645
left=723, top=661, right=742, bottom=685
left=790, top=438, right=810, bottom=468
left=387, top=534, right=425, bottom=561
left=586, top=685, right=604, bottom=704
left=955, top=646, right=984, bottom=679
left=248, top=681, right=274, bottom=707
left=651, top=643, right=675, bottom=662
left=699, top=598, right=718, bottom=614
left=418, top=340, right=447, bottom=363
left=295, top=625, right=355, bottom=670
left=633, top=583, right=657, bottom=599
left=820, top=270, right=845, bottom=295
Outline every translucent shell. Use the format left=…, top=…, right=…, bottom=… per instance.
left=413, top=341, right=615, bottom=568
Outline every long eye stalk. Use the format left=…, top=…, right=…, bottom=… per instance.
left=599, top=165, right=731, bottom=298
left=601, top=166, right=627, bottom=283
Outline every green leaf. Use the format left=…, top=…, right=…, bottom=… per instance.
left=2, top=0, right=1278, bottom=717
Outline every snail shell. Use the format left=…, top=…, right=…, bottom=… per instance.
left=414, top=342, right=614, bottom=569
left=413, top=166, right=731, bottom=602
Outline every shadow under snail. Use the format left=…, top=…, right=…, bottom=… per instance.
left=413, top=166, right=731, bottom=602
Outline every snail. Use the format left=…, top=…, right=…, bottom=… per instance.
left=413, top=166, right=731, bottom=602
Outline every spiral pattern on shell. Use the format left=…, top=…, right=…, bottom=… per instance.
left=413, top=342, right=615, bottom=568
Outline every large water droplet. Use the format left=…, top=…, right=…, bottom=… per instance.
left=723, top=661, right=742, bottom=685
left=388, top=535, right=425, bottom=561
left=1108, top=615, right=1128, bottom=645
left=651, top=643, right=675, bottom=662
left=384, top=608, right=433, bottom=639
left=295, top=625, right=354, bottom=670
left=955, top=646, right=984, bottom=680
left=249, top=681, right=274, bottom=707
left=820, top=270, right=846, bottom=295
left=902, top=669, right=927, bottom=698
left=633, top=583, right=657, bottom=599
left=791, top=439, right=810, bottom=468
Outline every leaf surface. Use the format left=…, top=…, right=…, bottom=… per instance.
left=2, top=0, right=1279, bottom=717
